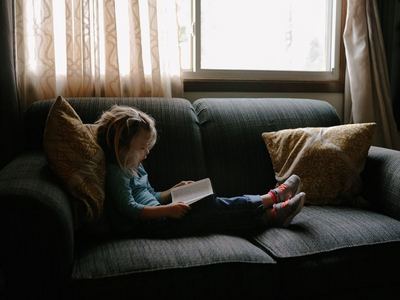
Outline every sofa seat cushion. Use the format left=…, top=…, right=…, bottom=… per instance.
left=72, top=234, right=275, bottom=279
left=252, top=206, right=400, bottom=259
left=252, top=206, right=400, bottom=299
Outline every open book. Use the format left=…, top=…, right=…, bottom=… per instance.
left=171, top=178, right=214, bottom=205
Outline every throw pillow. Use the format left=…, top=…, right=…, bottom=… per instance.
left=262, top=123, right=376, bottom=206
left=43, top=95, right=106, bottom=223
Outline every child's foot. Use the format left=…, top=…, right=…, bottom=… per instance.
left=270, top=192, right=306, bottom=228
left=269, top=174, right=301, bottom=203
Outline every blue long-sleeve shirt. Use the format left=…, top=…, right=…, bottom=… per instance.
left=105, top=163, right=161, bottom=234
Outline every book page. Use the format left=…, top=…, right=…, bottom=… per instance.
left=171, top=178, right=214, bottom=205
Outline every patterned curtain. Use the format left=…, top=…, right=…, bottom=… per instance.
left=343, top=0, right=400, bottom=150
left=15, top=0, right=183, bottom=110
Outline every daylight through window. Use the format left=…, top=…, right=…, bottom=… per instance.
left=176, top=0, right=342, bottom=81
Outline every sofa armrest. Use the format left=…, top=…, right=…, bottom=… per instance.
left=0, top=152, right=75, bottom=298
left=361, top=146, right=400, bottom=221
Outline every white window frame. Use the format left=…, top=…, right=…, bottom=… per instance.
left=183, top=0, right=343, bottom=82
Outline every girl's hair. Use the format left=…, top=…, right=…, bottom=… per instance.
left=96, top=105, right=157, bottom=173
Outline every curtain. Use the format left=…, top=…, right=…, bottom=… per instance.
left=343, top=0, right=400, bottom=150
left=0, top=0, right=20, bottom=169
left=15, top=0, right=183, bottom=109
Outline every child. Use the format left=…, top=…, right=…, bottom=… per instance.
left=96, top=105, right=305, bottom=237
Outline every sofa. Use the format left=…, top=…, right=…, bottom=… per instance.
left=1, top=97, right=400, bottom=300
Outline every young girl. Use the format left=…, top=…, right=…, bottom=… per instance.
left=96, top=105, right=305, bottom=237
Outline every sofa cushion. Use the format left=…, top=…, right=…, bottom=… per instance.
left=43, top=96, right=106, bottom=223
left=27, top=97, right=207, bottom=192
left=194, top=98, right=341, bottom=198
left=70, top=235, right=277, bottom=299
left=251, top=205, right=400, bottom=299
left=72, top=234, right=275, bottom=279
left=262, top=123, right=376, bottom=206
left=0, top=152, right=75, bottom=279
left=252, top=206, right=400, bottom=259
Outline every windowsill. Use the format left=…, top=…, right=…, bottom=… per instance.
left=184, top=79, right=344, bottom=93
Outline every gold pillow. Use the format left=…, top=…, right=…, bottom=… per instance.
left=43, top=96, right=106, bottom=222
left=262, top=123, right=376, bottom=206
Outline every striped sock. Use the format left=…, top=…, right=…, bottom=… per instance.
left=268, top=190, right=278, bottom=204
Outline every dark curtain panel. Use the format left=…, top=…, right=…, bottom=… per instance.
left=0, top=0, right=20, bottom=169
left=394, top=4, right=400, bottom=130
left=377, top=0, right=400, bottom=130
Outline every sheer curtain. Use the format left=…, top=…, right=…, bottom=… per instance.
left=15, top=0, right=183, bottom=110
left=343, top=0, right=400, bottom=150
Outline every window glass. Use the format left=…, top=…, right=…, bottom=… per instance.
left=177, top=0, right=342, bottom=81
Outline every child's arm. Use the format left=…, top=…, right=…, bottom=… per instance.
left=139, top=202, right=192, bottom=220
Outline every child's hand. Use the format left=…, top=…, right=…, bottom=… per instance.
left=160, top=181, right=195, bottom=205
left=172, top=181, right=194, bottom=189
left=165, top=202, right=192, bottom=219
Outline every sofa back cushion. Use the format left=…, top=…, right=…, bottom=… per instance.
left=25, top=97, right=207, bottom=191
left=194, top=98, right=341, bottom=198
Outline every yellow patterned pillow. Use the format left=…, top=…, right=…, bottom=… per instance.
left=262, top=123, right=376, bottom=206
left=44, top=96, right=106, bottom=223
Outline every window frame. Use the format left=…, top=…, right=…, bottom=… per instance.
left=183, top=0, right=347, bottom=93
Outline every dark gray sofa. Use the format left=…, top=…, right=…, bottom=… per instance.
left=1, top=97, right=400, bottom=299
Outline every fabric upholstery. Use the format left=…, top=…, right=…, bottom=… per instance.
left=194, top=98, right=341, bottom=198
left=362, top=146, right=400, bottom=221
left=26, top=97, right=207, bottom=191
left=73, top=234, right=274, bottom=279
left=43, top=96, right=106, bottom=222
left=252, top=205, right=400, bottom=258
left=252, top=205, right=400, bottom=298
left=3, top=96, right=400, bottom=300
left=262, top=123, right=376, bottom=205
left=265, top=234, right=400, bottom=299
left=0, top=152, right=75, bottom=298
left=70, top=234, right=276, bottom=299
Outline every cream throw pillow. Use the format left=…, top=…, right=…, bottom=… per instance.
left=43, top=96, right=106, bottom=222
left=262, top=123, right=376, bottom=206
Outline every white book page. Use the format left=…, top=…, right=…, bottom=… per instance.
left=171, top=178, right=214, bottom=205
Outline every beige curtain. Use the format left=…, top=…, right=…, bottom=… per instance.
left=343, top=0, right=400, bottom=150
left=15, top=0, right=183, bottom=110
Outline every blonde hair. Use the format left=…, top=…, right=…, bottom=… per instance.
left=96, top=105, right=157, bottom=173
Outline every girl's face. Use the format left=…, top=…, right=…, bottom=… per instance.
left=128, top=129, right=152, bottom=169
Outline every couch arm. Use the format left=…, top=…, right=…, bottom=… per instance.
left=362, top=146, right=400, bottom=221
left=0, top=152, right=75, bottom=299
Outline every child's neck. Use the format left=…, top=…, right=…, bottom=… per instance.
left=132, top=168, right=140, bottom=178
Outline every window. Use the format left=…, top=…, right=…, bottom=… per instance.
left=176, top=0, right=345, bottom=92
